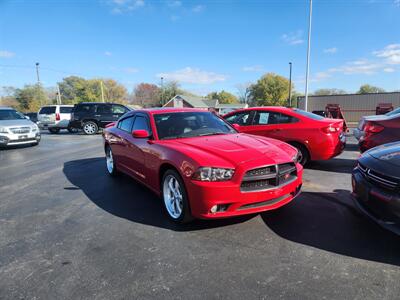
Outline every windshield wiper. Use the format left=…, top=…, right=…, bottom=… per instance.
left=198, top=132, right=226, bottom=137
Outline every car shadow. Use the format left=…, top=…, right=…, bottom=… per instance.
left=63, top=157, right=255, bottom=231
left=306, top=158, right=357, bottom=174
left=261, top=190, right=400, bottom=266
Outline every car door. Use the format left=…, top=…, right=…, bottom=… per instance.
left=224, top=111, right=255, bottom=134
left=113, top=114, right=135, bottom=168
left=95, top=104, right=114, bottom=127
left=121, top=113, right=152, bottom=182
left=111, top=104, right=129, bottom=121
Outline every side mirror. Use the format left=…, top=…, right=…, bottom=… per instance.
left=132, top=129, right=150, bottom=138
left=25, top=116, right=30, bottom=120
left=232, top=123, right=240, bottom=131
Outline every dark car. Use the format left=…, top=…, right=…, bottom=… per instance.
left=25, top=112, right=38, bottom=123
left=352, top=142, right=400, bottom=235
left=70, top=102, right=131, bottom=135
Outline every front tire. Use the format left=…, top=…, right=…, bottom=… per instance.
left=162, top=170, right=192, bottom=223
left=105, top=146, right=118, bottom=177
left=48, top=128, right=60, bottom=134
left=83, top=121, right=98, bottom=135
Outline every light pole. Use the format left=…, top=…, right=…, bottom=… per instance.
left=288, top=62, right=292, bottom=107
left=304, top=0, right=313, bottom=111
left=35, top=62, right=40, bottom=85
left=35, top=62, right=42, bottom=106
left=160, top=77, right=164, bottom=105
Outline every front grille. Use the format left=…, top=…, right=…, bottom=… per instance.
left=358, top=163, right=399, bottom=190
left=241, top=163, right=297, bottom=192
left=10, top=127, right=31, bottom=134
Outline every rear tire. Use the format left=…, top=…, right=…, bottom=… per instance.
left=67, top=126, right=78, bottom=133
left=105, top=146, right=119, bottom=177
left=48, top=128, right=60, bottom=134
left=162, top=169, right=193, bottom=224
left=83, top=121, right=98, bottom=135
left=291, top=143, right=310, bottom=166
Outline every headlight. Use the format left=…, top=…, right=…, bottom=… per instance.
left=31, top=124, right=39, bottom=132
left=0, top=127, right=8, bottom=133
left=192, top=167, right=235, bottom=181
left=292, top=150, right=300, bottom=163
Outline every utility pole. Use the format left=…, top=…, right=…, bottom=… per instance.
left=57, top=84, right=62, bottom=104
left=304, top=0, right=313, bottom=112
left=160, top=77, right=164, bottom=106
left=35, top=62, right=42, bottom=106
left=100, top=81, right=105, bottom=103
left=288, top=62, right=293, bottom=107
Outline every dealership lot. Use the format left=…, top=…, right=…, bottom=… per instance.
left=1, top=132, right=399, bottom=299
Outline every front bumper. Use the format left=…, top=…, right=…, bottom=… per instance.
left=352, top=168, right=400, bottom=235
left=0, top=132, right=41, bottom=147
left=186, top=167, right=303, bottom=219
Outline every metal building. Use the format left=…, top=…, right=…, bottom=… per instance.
left=297, top=92, right=400, bottom=123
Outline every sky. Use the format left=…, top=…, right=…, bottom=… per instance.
left=0, top=0, right=399, bottom=96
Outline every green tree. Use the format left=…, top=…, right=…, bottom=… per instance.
left=133, top=83, right=160, bottom=107
left=207, top=90, right=238, bottom=104
left=92, top=78, right=128, bottom=104
left=249, top=73, right=292, bottom=106
left=357, top=84, right=385, bottom=94
left=14, top=84, right=48, bottom=112
left=313, top=88, right=347, bottom=96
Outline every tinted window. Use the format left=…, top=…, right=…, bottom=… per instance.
left=74, top=104, right=94, bottom=113
left=112, top=105, right=128, bottom=114
left=39, top=106, right=56, bottom=114
left=96, top=104, right=112, bottom=114
left=224, top=112, right=251, bottom=126
left=0, top=109, right=26, bottom=120
left=293, top=108, right=324, bottom=120
left=253, top=111, right=298, bottom=125
left=60, top=107, right=73, bottom=113
left=132, top=116, right=150, bottom=132
left=118, top=116, right=134, bottom=132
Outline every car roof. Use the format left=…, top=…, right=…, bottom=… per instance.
left=134, top=107, right=212, bottom=115
left=0, top=106, right=15, bottom=110
left=224, top=106, right=295, bottom=115
left=76, top=102, right=125, bottom=105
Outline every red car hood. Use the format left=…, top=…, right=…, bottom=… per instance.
left=159, top=133, right=296, bottom=167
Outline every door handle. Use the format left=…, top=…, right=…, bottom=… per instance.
left=94, top=114, right=101, bottom=117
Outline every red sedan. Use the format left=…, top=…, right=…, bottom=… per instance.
left=223, top=107, right=346, bottom=165
left=103, top=108, right=303, bottom=223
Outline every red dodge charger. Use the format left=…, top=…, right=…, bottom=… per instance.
left=103, top=108, right=303, bottom=223
left=223, top=107, right=346, bottom=165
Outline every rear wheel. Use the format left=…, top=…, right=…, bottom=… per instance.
left=162, top=170, right=192, bottom=223
left=83, top=121, right=98, bottom=135
left=67, top=126, right=78, bottom=133
left=292, top=143, right=310, bottom=166
left=105, top=146, right=118, bottom=177
left=48, top=128, right=60, bottom=134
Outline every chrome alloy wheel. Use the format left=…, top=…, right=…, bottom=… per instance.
left=106, top=147, right=114, bottom=174
left=83, top=122, right=97, bottom=134
left=163, top=174, right=183, bottom=219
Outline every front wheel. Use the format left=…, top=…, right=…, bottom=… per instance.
left=162, top=170, right=192, bottom=223
left=83, top=121, right=98, bottom=135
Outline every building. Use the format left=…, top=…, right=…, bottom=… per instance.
left=163, top=95, right=248, bottom=115
left=297, top=92, right=400, bottom=123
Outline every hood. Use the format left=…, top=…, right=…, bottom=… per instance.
left=159, top=133, right=296, bottom=167
left=367, top=142, right=400, bottom=167
left=0, top=119, right=35, bottom=127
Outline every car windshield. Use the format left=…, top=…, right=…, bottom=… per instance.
left=386, top=107, right=400, bottom=116
left=0, top=109, right=26, bottom=120
left=154, top=111, right=236, bottom=140
left=293, top=108, right=325, bottom=120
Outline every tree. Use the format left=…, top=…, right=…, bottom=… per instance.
left=249, top=73, right=292, bottom=106
left=207, top=90, right=238, bottom=104
left=133, top=83, right=160, bottom=107
left=95, top=79, right=128, bottom=104
left=236, top=82, right=252, bottom=104
left=313, top=88, right=347, bottom=96
left=14, top=85, right=48, bottom=112
left=357, top=84, right=386, bottom=94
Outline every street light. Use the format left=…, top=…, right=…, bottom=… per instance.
left=304, top=0, right=313, bottom=111
left=288, top=62, right=292, bottom=107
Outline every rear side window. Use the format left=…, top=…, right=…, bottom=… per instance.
left=253, top=111, right=298, bottom=125
left=96, top=104, right=112, bottom=114
left=118, top=116, right=134, bottom=132
left=74, top=104, right=94, bottom=113
left=60, top=107, right=73, bottom=113
left=39, top=106, right=56, bottom=114
left=112, top=105, right=128, bottom=114
left=132, top=116, right=150, bottom=132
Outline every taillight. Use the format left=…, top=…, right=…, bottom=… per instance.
left=321, top=125, right=340, bottom=133
left=364, top=122, right=384, bottom=133
left=56, top=113, right=60, bottom=121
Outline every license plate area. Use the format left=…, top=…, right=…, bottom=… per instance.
left=18, top=135, right=28, bottom=139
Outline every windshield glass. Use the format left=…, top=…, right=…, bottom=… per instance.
left=0, top=109, right=26, bottom=120
left=293, top=108, right=325, bottom=120
left=154, top=111, right=236, bottom=140
left=386, top=107, right=400, bottom=116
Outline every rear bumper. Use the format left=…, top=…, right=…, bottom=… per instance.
left=0, top=132, right=41, bottom=147
left=310, top=133, right=346, bottom=160
left=352, top=168, right=400, bottom=235
left=186, top=168, right=303, bottom=219
left=38, top=120, right=70, bottom=129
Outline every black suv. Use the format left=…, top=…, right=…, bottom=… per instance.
left=70, top=102, right=131, bottom=135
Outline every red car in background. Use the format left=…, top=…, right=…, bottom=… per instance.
left=103, top=108, right=303, bottom=223
left=223, top=107, right=346, bottom=165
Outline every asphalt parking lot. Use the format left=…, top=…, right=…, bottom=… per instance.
left=1, top=132, right=400, bottom=299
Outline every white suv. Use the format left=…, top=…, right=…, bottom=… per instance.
left=37, top=105, right=77, bottom=133
left=0, top=106, right=41, bottom=147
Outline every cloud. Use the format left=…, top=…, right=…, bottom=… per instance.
left=395, top=0, right=400, bottom=7
left=323, top=47, right=337, bottom=54
left=110, top=0, right=145, bottom=14
left=157, top=67, right=227, bottom=84
left=192, top=5, right=205, bottom=13
left=104, top=51, right=112, bottom=56
left=384, top=67, right=395, bottom=73
left=124, top=67, right=139, bottom=73
left=242, top=65, right=264, bottom=72
left=281, top=30, right=304, bottom=45
left=373, top=44, right=400, bottom=64
left=0, top=50, right=15, bottom=58
left=167, top=0, right=182, bottom=7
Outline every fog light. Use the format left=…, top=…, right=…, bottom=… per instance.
left=210, top=205, right=218, bottom=213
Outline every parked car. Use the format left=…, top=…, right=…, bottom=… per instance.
left=70, top=102, right=130, bottom=135
left=223, top=107, right=346, bottom=165
left=352, top=142, right=400, bottom=235
left=0, top=106, right=41, bottom=147
left=24, top=112, right=38, bottom=123
left=103, top=108, right=303, bottom=223
left=354, top=107, right=400, bottom=152
left=37, top=105, right=76, bottom=133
